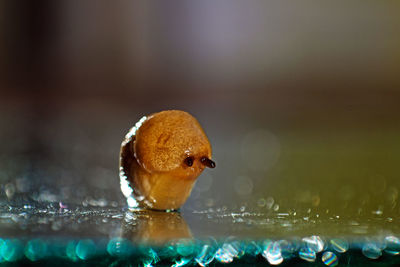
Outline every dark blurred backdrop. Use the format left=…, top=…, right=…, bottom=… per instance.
left=1, top=1, right=400, bottom=215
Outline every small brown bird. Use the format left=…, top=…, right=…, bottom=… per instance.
left=120, top=110, right=215, bottom=211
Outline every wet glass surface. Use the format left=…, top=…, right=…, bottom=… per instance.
left=0, top=203, right=400, bottom=265
left=1, top=112, right=400, bottom=265
left=1, top=1, right=400, bottom=265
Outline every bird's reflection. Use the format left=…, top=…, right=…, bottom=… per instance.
left=121, top=210, right=192, bottom=245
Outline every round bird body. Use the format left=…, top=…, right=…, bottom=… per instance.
left=119, top=110, right=215, bottom=210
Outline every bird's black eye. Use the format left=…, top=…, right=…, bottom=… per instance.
left=200, top=157, right=216, bottom=168
left=184, top=156, right=194, bottom=167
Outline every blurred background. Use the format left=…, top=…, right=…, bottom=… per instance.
left=1, top=1, right=400, bottom=219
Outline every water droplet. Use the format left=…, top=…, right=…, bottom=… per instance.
left=262, top=241, right=283, bottom=265
left=66, top=241, right=79, bottom=262
left=278, top=240, right=296, bottom=259
left=384, top=236, right=400, bottom=255
left=25, top=239, right=47, bottom=261
left=299, top=248, right=316, bottom=262
left=215, top=244, right=235, bottom=263
left=157, top=244, right=177, bottom=259
left=214, top=238, right=243, bottom=264
left=107, top=238, right=132, bottom=257
left=330, top=238, right=348, bottom=253
left=176, top=239, right=195, bottom=257
left=362, top=243, right=382, bottom=259
left=226, top=239, right=245, bottom=259
left=244, top=241, right=261, bottom=257
left=75, top=239, right=96, bottom=260
left=322, top=251, right=338, bottom=266
left=0, top=239, right=24, bottom=262
left=302, top=236, right=324, bottom=253
left=195, top=244, right=216, bottom=266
